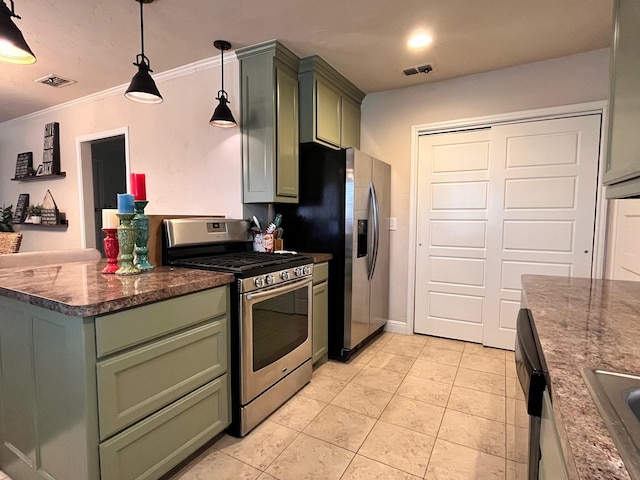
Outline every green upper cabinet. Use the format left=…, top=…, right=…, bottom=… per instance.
left=605, top=0, right=640, bottom=198
left=299, top=56, right=366, bottom=150
left=237, top=40, right=300, bottom=204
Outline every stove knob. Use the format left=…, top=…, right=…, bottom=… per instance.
left=294, top=267, right=302, bottom=276
left=265, top=274, right=275, bottom=285
left=280, top=271, right=290, bottom=281
left=254, top=277, right=264, bottom=288
left=303, top=266, right=311, bottom=275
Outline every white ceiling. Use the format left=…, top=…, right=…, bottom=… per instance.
left=0, top=0, right=613, bottom=124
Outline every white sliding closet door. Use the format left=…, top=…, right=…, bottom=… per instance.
left=415, top=114, right=601, bottom=349
left=415, top=129, right=492, bottom=344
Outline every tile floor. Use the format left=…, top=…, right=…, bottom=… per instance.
left=170, top=332, right=529, bottom=480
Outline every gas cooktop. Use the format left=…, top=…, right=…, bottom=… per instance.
left=171, top=251, right=308, bottom=274
left=163, top=218, right=313, bottom=277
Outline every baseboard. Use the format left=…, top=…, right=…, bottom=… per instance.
left=384, top=320, right=411, bottom=335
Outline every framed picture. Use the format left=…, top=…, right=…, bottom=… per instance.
left=14, top=152, right=33, bottom=179
left=12, top=194, right=29, bottom=224
left=35, top=164, right=45, bottom=176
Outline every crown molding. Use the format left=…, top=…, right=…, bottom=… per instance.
left=0, top=52, right=237, bottom=130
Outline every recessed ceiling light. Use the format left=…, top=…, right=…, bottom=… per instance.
left=408, top=34, right=433, bottom=49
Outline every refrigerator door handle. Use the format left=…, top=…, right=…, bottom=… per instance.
left=369, top=182, right=380, bottom=280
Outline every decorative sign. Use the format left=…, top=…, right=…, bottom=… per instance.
left=41, top=209, right=59, bottom=225
left=37, top=122, right=60, bottom=176
left=14, top=152, right=33, bottom=179
left=41, top=189, right=59, bottom=225
left=12, top=194, right=29, bottom=224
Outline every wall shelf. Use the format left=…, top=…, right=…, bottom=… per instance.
left=18, top=220, right=69, bottom=229
left=11, top=172, right=66, bottom=182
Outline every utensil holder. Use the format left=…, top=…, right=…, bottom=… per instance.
left=253, top=231, right=274, bottom=253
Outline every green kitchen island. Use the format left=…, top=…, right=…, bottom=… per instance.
left=0, top=260, right=234, bottom=480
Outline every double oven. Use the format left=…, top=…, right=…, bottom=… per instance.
left=163, top=218, right=313, bottom=436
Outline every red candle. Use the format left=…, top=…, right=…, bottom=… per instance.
left=130, top=173, right=146, bottom=200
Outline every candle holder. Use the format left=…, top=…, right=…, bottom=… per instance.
left=132, top=200, right=153, bottom=271
left=115, top=213, right=140, bottom=276
left=101, top=228, right=119, bottom=274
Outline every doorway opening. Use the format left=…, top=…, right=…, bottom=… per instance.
left=91, top=137, right=126, bottom=255
left=76, top=128, right=129, bottom=255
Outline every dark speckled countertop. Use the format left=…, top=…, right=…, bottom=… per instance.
left=0, top=260, right=234, bottom=317
left=522, top=274, right=640, bottom=480
left=299, top=252, right=332, bottom=263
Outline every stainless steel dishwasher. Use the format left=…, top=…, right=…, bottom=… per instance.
left=515, top=308, right=547, bottom=480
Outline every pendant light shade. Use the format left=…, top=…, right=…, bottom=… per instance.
left=210, top=40, right=237, bottom=128
left=0, top=0, right=36, bottom=64
left=125, top=55, right=162, bottom=104
left=125, top=0, right=162, bottom=104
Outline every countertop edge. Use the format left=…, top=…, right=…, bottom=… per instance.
left=522, top=274, right=633, bottom=480
left=299, top=252, right=333, bottom=264
left=0, top=262, right=234, bottom=317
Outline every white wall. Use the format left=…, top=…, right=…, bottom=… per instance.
left=0, top=57, right=243, bottom=252
left=360, top=48, right=611, bottom=331
left=605, top=199, right=640, bottom=281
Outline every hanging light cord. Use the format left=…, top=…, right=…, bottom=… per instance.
left=217, top=47, right=228, bottom=101
left=134, top=0, right=152, bottom=72
left=1, top=0, right=19, bottom=19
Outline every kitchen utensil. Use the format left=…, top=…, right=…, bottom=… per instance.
left=266, top=222, right=276, bottom=233
left=252, top=215, right=261, bottom=230
left=276, top=227, right=283, bottom=238
left=274, top=213, right=282, bottom=228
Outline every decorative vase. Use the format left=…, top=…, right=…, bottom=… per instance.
left=132, top=200, right=153, bottom=271
left=115, top=213, right=140, bottom=276
left=31, top=216, right=41, bottom=224
left=101, top=228, right=119, bottom=274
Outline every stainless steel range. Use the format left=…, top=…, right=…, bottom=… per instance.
left=163, top=218, right=313, bottom=437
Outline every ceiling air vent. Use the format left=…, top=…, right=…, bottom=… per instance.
left=35, top=74, right=77, bottom=88
left=403, top=63, right=434, bottom=76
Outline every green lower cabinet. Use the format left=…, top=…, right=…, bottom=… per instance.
left=100, top=376, right=229, bottom=480
left=0, top=298, right=99, bottom=480
left=539, top=389, right=568, bottom=480
left=312, top=262, right=329, bottom=365
left=97, top=318, right=228, bottom=440
left=0, top=286, right=231, bottom=480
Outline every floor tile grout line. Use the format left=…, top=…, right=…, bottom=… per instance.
left=429, top=435, right=510, bottom=461
left=198, top=333, right=517, bottom=480
left=258, top=423, right=304, bottom=477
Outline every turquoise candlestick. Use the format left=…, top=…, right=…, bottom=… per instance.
left=132, top=200, right=153, bottom=271
left=115, top=213, right=140, bottom=276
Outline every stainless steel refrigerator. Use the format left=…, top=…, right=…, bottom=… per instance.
left=281, top=143, right=390, bottom=360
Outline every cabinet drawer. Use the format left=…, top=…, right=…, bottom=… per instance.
left=100, top=375, right=229, bottom=480
left=96, top=287, right=227, bottom=357
left=97, top=319, right=227, bottom=439
left=312, top=262, right=329, bottom=284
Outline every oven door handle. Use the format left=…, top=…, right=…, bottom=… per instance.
left=245, top=278, right=312, bottom=301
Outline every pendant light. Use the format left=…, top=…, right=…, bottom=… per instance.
left=0, top=0, right=36, bottom=64
left=125, top=0, right=162, bottom=104
left=210, top=40, right=237, bottom=128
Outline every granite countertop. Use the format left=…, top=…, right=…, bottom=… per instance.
left=522, top=274, right=640, bottom=480
left=298, top=252, right=333, bottom=263
left=0, top=260, right=234, bottom=317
